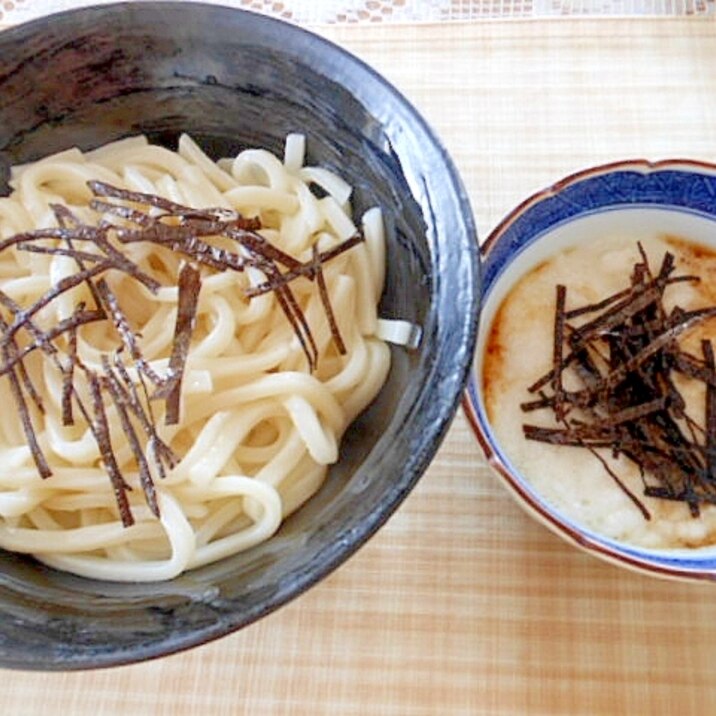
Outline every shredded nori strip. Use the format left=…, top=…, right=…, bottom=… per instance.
left=0, top=308, right=104, bottom=379
left=3, top=263, right=112, bottom=347
left=552, top=285, right=567, bottom=421
left=224, top=226, right=302, bottom=271
left=111, top=353, right=178, bottom=476
left=89, top=199, right=156, bottom=227
left=0, top=316, right=51, bottom=478
left=244, top=232, right=365, bottom=298
left=61, top=303, right=83, bottom=426
left=152, top=263, right=201, bottom=425
left=88, top=180, right=208, bottom=216
left=313, top=244, right=346, bottom=355
left=89, top=180, right=262, bottom=231
left=522, top=244, right=716, bottom=519
left=86, top=369, right=134, bottom=527
left=101, top=357, right=159, bottom=518
left=703, top=340, right=716, bottom=484
left=116, top=225, right=250, bottom=273
left=95, top=278, right=165, bottom=388
left=267, top=263, right=319, bottom=371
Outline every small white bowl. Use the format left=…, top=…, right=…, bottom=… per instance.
left=464, top=159, right=716, bottom=582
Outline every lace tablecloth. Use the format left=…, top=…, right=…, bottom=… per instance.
left=0, top=0, right=713, bottom=25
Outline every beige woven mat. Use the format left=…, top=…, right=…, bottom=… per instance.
left=2, top=16, right=716, bottom=716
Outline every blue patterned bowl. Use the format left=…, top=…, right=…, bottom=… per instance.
left=464, top=159, right=716, bottom=581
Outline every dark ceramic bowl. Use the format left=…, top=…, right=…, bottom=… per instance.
left=0, top=3, right=478, bottom=668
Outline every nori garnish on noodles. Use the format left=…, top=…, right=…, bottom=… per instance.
left=0, top=179, right=364, bottom=524
left=152, top=263, right=202, bottom=426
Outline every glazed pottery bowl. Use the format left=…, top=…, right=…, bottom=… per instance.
left=0, top=2, right=479, bottom=668
left=464, top=159, right=716, bottom=582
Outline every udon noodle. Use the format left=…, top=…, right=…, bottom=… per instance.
left=0, top=134, right=391, bottom=581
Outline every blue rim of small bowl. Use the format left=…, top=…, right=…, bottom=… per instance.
left=464, top=158, right=716, bottom=582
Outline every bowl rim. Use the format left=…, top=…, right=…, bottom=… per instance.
left=0, top=1, right=480, bottom=669
left=483, top=157, right=716, bottom=258
left=464, top=157, right=716, bottom=583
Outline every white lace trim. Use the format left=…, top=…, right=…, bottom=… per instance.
left=1, top=0, right=713, bottom=25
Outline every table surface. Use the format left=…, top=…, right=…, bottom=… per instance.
left=2, top=14, right=716, bottom=716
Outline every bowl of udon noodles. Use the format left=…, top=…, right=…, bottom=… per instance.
left=0, top=3, right=478, bottom=668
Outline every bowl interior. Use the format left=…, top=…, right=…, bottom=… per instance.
left=0, top=3, right=478, bottom=668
